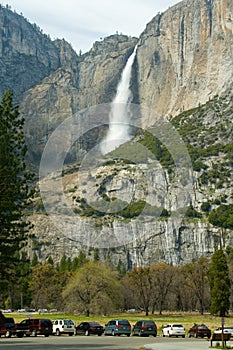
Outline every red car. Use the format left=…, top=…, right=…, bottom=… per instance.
left=188, top=324, right=211, bottom=339
left=0, top=325, right=7, bottom=337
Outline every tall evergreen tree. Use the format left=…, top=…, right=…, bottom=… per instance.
left=0, top=90, right=33, bottom=288
left=209, top=249, right=231, bottom=317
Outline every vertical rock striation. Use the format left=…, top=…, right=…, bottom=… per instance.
left=136, top=0, right=233, bottom=119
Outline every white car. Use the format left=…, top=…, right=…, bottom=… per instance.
left=52, top=319, right=76, bottom=336
left=162, top=324, right=185, bottom=338
left=214, top=327, right=233, bottom=337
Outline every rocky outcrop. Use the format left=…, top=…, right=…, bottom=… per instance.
left=0, top=5, right=78, bottom=99
left=136, top=0, right=233, bottom=120
left=29, top=90, right=232, bottom=267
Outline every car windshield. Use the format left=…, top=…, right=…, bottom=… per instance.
left=119, top=320, right=130, bottom=325
left=89, top=322, right=100, bottom=326
left=173, top=324, right=183, bottom=328
left=144, top=321, right=155, bottom=326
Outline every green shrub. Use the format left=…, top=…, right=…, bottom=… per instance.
left=208, top=204, right=233, bottom=229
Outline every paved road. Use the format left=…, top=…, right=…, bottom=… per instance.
left=0, top=335, right=213, bottom=350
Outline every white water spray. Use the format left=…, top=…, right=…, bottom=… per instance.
left=100, top=45, right=137, bottom=155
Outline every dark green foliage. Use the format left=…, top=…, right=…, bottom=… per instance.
left=185, top=205, right=202, bottom=218
left=117, top=259, right=126, bottom=277
left=209, top=249, right=231, bottom=316
left=160, top=208, right=170, bottom=217
left=201, top=202, right=212, bottom=213
left=208, top=204, right=233, bottom=229
left=93, top=248, right=100, bottom=261
left=171, top=95, right=232, bottom=191
left=120, top=200, right=146, bottom=218
left=47, top=256, right=54, bottom=265
left=31, top=253, right=38, bottom=267
left=58, top=255, right=69, bottom=272
left=0, top=90, right=33, bottom=287
left=138, top=130, right=175, bottom=168
left=79, top=196, right=167, bottom=220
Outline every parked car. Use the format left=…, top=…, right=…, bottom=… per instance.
left=3, top=317, right=15, bottom=338
left=104, top=319, right=131, bottom=336
left=162, top=324, right=185, bottom=338
left=15, top=318, right=53, bottom=337
left=214, top=327, right=233, bottom=337
left=76, top=322, right=104, bottom=336
left=0, top=325, right=7, bottom=337
left=52, top=319, right=76, bottom=336
left=132, top=320, right=157, bottom=337
left=188, top=324, right=211, bottom=339
left=0, top=313, right=15, bottom=337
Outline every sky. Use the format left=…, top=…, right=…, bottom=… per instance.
left=1, top=0, right=179, bottom=53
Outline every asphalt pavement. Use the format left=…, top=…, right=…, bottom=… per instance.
left=144, top=339, right=233, bottom=350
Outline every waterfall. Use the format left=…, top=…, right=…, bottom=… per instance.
left=100, top=45, right=137, bottom=155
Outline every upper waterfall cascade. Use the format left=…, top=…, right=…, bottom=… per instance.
left=100, top=45, right=137, bottom=155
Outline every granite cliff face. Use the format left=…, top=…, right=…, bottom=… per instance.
left=136, top=0, right=233, bottom=120
left=0, top=1, right=232, bottom=266
left=30, top=91, right=232, bottom=267
left=17, top=0, right=233, bottom=165
left=0, top=5, right=67, bottom=98
left=20, top=34, right=137, bottom=167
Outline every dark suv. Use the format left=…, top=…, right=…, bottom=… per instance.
left=15, top=318, right=53, bottom=337
left=132, top=320, right=157, bottom=337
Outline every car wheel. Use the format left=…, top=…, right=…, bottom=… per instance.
left=44, top=334, right=49, bottom=337
left=98, top=333, right=102, bottom=336
left=127, top=333, right=130, bottom=337
left=111, top=330, right=115, bottom=336
left=31, top=330, right=37, bottom=337
left=17, top=332, right=24, bottom=338
left=85, top=330, right=89, bottom=336
left=56, top=329, right=60, bottom=336
left=5, top=330, right=11, bottom=338
left=68, top=333, right=73, bottom=336
left=182, top=335, right=185, bottom=338
left=162, top=332, right=165, bottom=337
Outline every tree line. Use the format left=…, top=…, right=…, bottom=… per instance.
left=1, top=248, right=232, bottom=318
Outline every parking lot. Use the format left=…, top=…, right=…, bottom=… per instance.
left=0, top=335, right=213, bottom=350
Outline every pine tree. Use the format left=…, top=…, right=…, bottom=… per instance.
left=0, top=90, right=33, bottom=287
left=209, top=249, right=231, bottom=317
